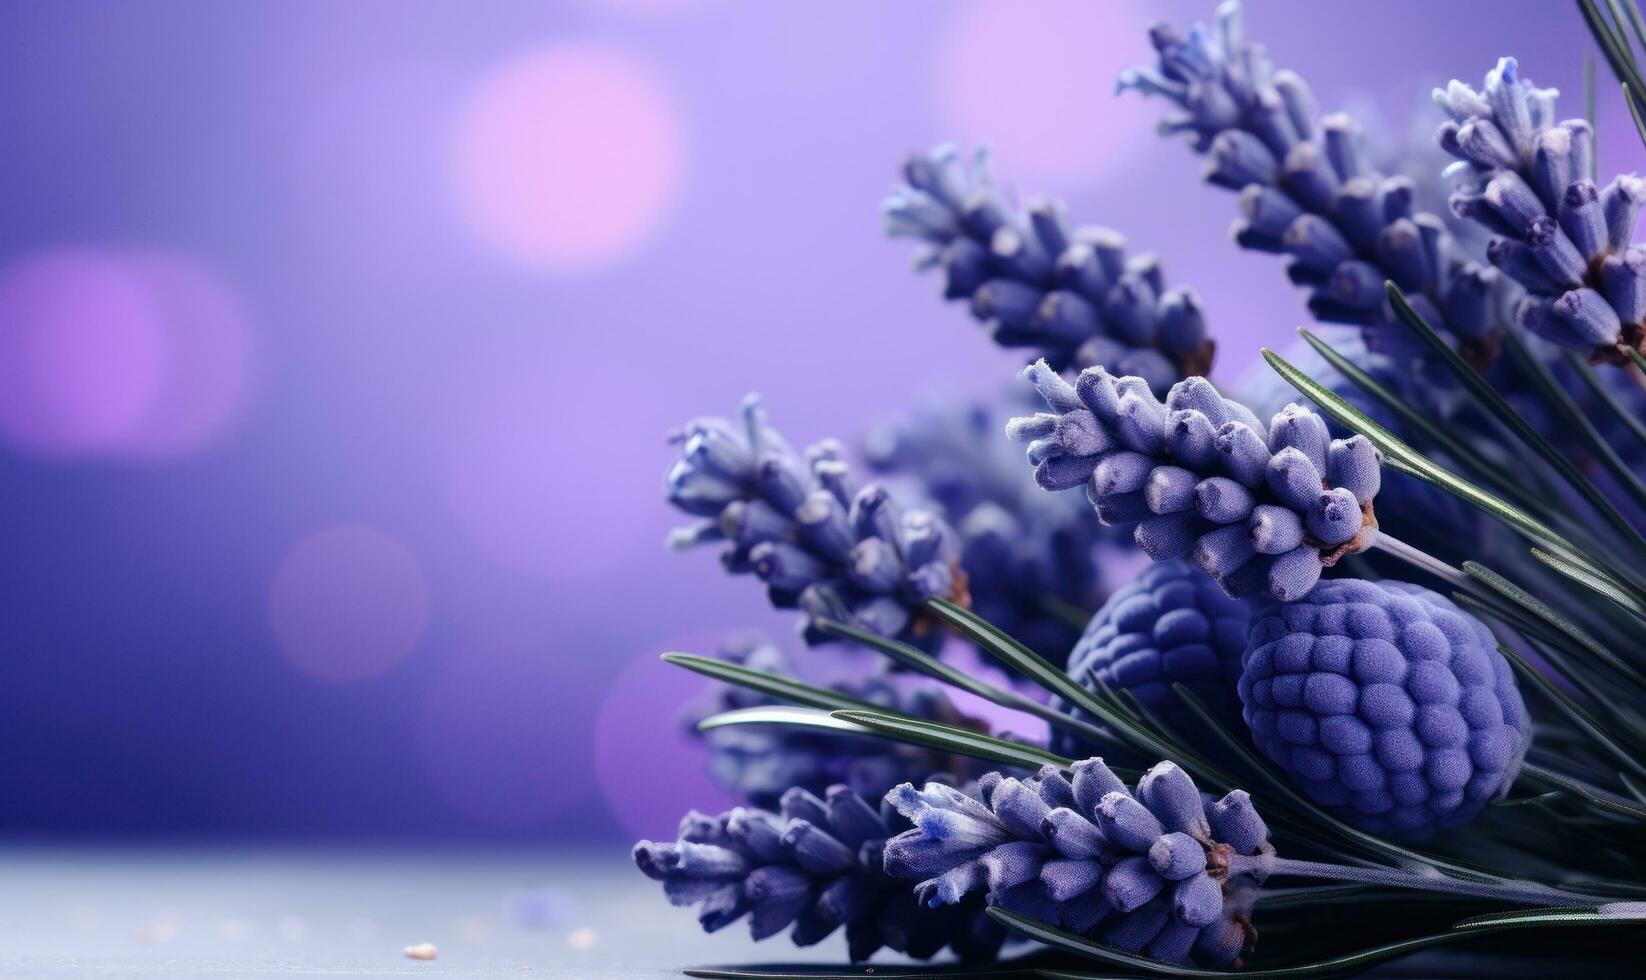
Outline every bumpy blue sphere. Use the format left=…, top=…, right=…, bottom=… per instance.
left=1053, top=559, right=1255, bottom=756
left=1239, top=579, right=1531, bottom=840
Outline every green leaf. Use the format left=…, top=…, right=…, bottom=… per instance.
left=695, top=705, right=875, bottom=738
left=1529, top=547, right=1646, bottom=626
left=1627, top=80, right=1646, bottom=153
left=1450, top=906, right=1612, bottom=929
left=812, top=617, right=1122, bottom=751
left=660, top=652, right=879, bottom=713
left=1384, top=282, right=1646, bottom=558
left=1498, top=645, right=1646, bottom=776
left=1463, top=562, right=1646, bottom=688
left=1563, top=351, right=1646, bottom=454
left=1518, top=761, right=1646, bottom=821
left=829, top=707, right=1087, bottom=775
left=1296, top=328, right=1535, bottom=511
left=1499, top=330, right=1646, bottom=516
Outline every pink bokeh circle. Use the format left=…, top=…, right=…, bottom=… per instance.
left=593, top=634, right=740, bottom=840
left=452, top=44, right=685, bottom=272
left=0, top=250, right=167, bottom=455
left=267, top=526, right=432, bottom=683
left=0, top=248, right=254, bottom=459
left=935, top=0, right=1155, bottom=185
left=417, top=648, right=600, bottom=828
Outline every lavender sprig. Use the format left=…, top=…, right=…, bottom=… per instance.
left=884, top=760, right=1269, bottom=967
left=634, top=786, right=1006, bottom=962
left=1435, top=57, right=1646, bottom=364
left=666, top=395, right=963, bottom=645
left=682, top=634, right=988, bottom=807
left=1008, top=360, right=1381, bottom=601
left=1118, top=1, right=1505, bottom=362
left=884, top=145, right=1213, bottom=391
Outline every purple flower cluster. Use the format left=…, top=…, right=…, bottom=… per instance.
left=1053, top=559, right=1255, bottom=757
left=681, top=634, right=986, bottom=807
left=865, top=394, right=1102, bottom=661
left=884, top=145, right=1213, bottom=392
left=1119, top=1, right=1505, bottom=360
left=1241, top=578, right=1532, bottom=839
left=1009, top=361, right=1382, bottom=601
left=666, top=395, right=962, bottom=645
left=1435, top=57, right=1646, bottom=363
left=883, top=760, right=1271, bottom=968
left=633, top=785, right=1006, bottom=962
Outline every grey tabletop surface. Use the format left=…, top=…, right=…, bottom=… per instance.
left=0, top=845, right=865, bottom=979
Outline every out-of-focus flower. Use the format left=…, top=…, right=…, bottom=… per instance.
left=1052, top=559, right=1255, bottom=758
left=665, top=395, right=963, bottom=646
left=1009, top=361, right=1381, bottom=601
left=884, top=145, right=1213, bottom=392
left=865, top=394, right=1103, bottom=662
left=633, top=785, right=1006, bottom=962
left=1435, top=57, right=1646, bottom=364
left=1119, top=1, right=1505, bottom=363
left=883, top=760, right=1270, bottom=967
left=1240, top=578, right=1531, bottom=839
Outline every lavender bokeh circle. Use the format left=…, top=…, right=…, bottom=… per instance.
left=267, top=525, right=432, bottom=683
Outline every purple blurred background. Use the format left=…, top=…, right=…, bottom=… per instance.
left=0, top=0, right=1626, bottom=842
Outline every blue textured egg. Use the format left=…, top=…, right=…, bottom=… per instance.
left=1053, top=559, right=1256, bottom=756
left=1238, top=579, right=1531, bottom=840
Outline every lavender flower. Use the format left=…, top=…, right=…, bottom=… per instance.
left=1052, top=559, right=1255, bottom=758
left=634, top=785, right=1006, bottom=962
left=866, top=394, right=1103, bottom=661
left=666, top=395, right=963, bottom=645
left=1118, top=1, right=1505, bottom=362
left=1435, top=57, right=1646, bottom=364
left=884, top=760, right=1270, bottom=967
left=884, top=145, right=1213, bottom=391
left=1009, top=361, right=1381, bottom=601
left=1240, top=578, right=1531, bottom=840
left=682, top=634, right=988, bottom=807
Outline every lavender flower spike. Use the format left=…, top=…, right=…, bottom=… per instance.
left=634, top=786, right=1006, bottom=962
left=1009, top=360, right=1381, bottom=601
left=884, top=144, right=1214, bottom=391
left=884, top=760, right=1270, bottom=967
left=1435, top=57, right=1646, bottom=364
left=666, top=395, right=965, bottom=645
left=1118, top=1, right=1506, bottom=363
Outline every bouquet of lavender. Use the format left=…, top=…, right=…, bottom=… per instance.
left=627, top=2, right=1646, bottom=975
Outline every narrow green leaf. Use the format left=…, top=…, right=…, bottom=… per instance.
left=1451, top=906, right=1610, bottom=929
left=1500, top=330, right=1646, bottom=516
left=1629, top=79, right=1646, bottom=151
left=1563, top=350, right=1646, bottom=454
left=1463, top=562, right=1646, bottom=688
left=1624, top=0, right=1646, bottom=56
left=813, top=617, right=1122, bottom=751
left=1530, top=547, right=1646, bottom=625
left=1519, top=761, right=1646, bottom=820
left=1385, top=282, right=1646, bottom=557
left=830, top=708, right=1086, bottom=775
left=695, top=705, right=875, bottom=737
left=1297, top=328, right=1535, bottom=510
left=660, top=652, right=879, bottom=713
left=1499, top=645, right=1646, bottom=772
left=1627, top=344, right=1646, bottom=376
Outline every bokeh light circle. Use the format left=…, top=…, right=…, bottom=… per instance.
left=0, top=248, right=254, bottom=459
left=417, top=648, right=600, bottom=828
left=935, top=0, right=1154, bottom=185
left=453, top=44, right=685, bottom=272
left=594, top=634, right=739, bottom=840
left=0, top=250, right=167, bottom=455
left=267, top=526, right=431, bottom=683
